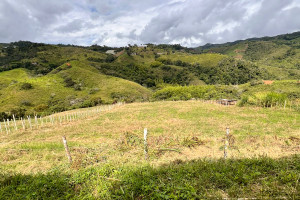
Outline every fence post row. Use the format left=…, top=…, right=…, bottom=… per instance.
left=0, top=103, right=124, bottom=134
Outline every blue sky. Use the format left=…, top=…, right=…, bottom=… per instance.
left=0, top=0, right=300, bottom=47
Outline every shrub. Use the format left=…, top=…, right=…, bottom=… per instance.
left=20, top=100, right=32, bottom=106
left=63, top=77, right=75, bottom=87
left=10, top=107, right=26, bottom=118
left=34, top=104, right=48, bottom=112
left=0, top=112, right=9, bottom=121
left=20, top=83, right=33, bottom=90
left=73, top=84, right=82, bottom=91
left=150, top=61, right=162, bottom=68
left=261, top=92, right=287, bottom=107
left=237, top=96, right=249, bottom=106
left=89, top=88, right=99, bottom=95
left=153, top=85, right=240, bottom=101
left=105, top=54, right=116, bottom=63
left=250, top=80, right=263, bottom=86
left=111, top=92, right=135, bottom=103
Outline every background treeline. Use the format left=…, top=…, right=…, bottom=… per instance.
left=152, top=80, right=300, bottom=109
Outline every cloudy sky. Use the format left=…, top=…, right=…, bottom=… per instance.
left=1, top=0, right=300, bottom=47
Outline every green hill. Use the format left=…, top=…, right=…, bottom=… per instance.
left=0, top=60, right=151, bottom=117
left=1, top=32, right=300, bottom=117
left=194, top=31, right=300, bottom=79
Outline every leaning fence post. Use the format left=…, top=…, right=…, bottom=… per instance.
left=144, top=128, right=148, bottom=160
left=224, top=127, right=229, bottom=159
left=62, top=136, right=72, bottom=164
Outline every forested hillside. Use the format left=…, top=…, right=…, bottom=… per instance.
left=194, top=31, right=300, bottom=79
left=1, top=32, right=300, bottom=117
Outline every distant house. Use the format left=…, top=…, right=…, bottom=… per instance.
left=106, top=50, right=116, bottom=55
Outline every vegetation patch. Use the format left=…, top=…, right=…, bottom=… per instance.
left=0, top=156, right=299, bottom=199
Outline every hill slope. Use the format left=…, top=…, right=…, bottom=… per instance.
left=0, top=61, right=151, bottom=116
left=194, top=31, right=300, bottom=79
left=1, top=32, right=300, bottom=116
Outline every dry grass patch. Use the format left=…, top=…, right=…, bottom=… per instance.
left=0, top=101, right=299, bottom=173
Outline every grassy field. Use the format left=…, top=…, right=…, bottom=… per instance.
left=0, top=101, right=299, bottom=198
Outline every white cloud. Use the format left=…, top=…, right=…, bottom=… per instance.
left=0, top=0, right=299, bottom=47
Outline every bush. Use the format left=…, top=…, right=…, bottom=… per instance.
left=34, top=104, right=48, bottom=112
left=63, top=77, right=75, bottom=87
left=20, top=83, right=33, bottom=90
left=0, top=112, right=9, bottom=121
left=105, top=54, right=116, bottom=63
left=73, top=84, right=82, bottom=91
left=250, top=80, right=263, bottom=86
left=89, top=88, right=99, bottom=94
left=20, top=100, right=32, bottom=106
left=261, top=92, right=287, bottom=107
left=237, top=96, right=249, bottom=106
left=111, top=92, right=136, bottom=103
left=10, top=107, right=26, bottom=118
left=153, top=85, right=240, bottom=101
left=150, top=61, right=162, bottom=68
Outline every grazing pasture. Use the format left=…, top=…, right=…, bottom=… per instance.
left=0, top=101, right=299, bottom=199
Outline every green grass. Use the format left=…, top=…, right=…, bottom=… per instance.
left=0, top=156, right=299, bottom=199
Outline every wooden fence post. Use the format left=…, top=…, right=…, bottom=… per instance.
left=284, top=100, right=287, bottom=109
left=21, top=117, right=25, bottom=130
left=7, top=119, right=11, bottom=133
left=4, top=120, right=8, bottom=134
left=40, top=116, right=43, bottom=127
left=12, top=114, right=18, bottom=131
left=35, top=115, right=38, bottom=128
left=224, top=127, right=229, bottom=159
left=62, top=136, right=72, bottom=164
left=144, top=128, right=148, bottom=160
left=27, top=116, right=32, bottom=130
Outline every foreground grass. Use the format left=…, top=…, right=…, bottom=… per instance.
left=0, top=156, right=299, bottom=199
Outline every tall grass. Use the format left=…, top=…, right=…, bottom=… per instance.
left=1, top=156, right=299, bottom=199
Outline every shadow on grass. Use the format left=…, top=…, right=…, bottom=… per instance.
left=0, top=155, right=299, bottom=199
left=111, top=155, right=300, bottom=199
left=0, top=170, right=75, bottom=200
